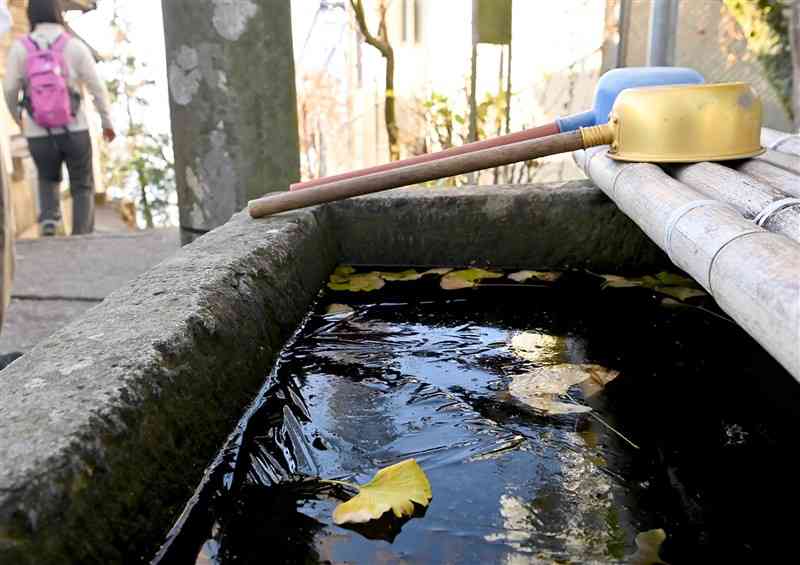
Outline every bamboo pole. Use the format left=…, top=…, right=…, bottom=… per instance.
left=670, top=162, right=800, bottom=244
left=574, top=146, right=800, bottom=380
left=733, top=159, right=800, bottom=198
left=757, top=150, right=800, bottom=176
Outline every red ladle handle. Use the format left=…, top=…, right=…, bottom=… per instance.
left=250, top=130, right=584, bottom=218
left=290, top=122, right=560, bottom=191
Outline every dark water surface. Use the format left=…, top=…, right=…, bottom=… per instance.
left=154, top=270, right=799, bottom=564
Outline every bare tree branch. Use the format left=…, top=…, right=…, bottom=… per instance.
left=350, top=0, right=399, bottom=160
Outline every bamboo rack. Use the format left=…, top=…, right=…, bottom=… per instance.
left=574, top=131, right=800, bottom=380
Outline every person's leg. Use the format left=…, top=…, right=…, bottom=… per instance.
left=62, top=131, right=95, bottom=235
left=27, top=136, right=65, bottom=236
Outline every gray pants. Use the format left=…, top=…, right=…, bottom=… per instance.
left=27, top=130, right=95, bottom=235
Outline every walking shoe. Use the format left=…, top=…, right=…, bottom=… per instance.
left=41, top=220, right=57, bottom=237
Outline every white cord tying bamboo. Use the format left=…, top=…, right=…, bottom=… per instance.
left=574, top=146, right=800, bottom=380
left=670, top=162, right=800, bottom=244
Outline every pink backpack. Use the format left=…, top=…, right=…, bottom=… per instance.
left=22, top=33, right=76, bottom=130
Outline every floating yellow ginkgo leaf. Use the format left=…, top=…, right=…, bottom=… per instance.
left=440, top=268, right=503, bottom=290
left=508, top=363, right=620, bottom=415
left=325, top=303, right=355, bottom=315
left=508, top=270, right=561, bottom=283
left=331, top=459, right=432, bottom=525
left=628, top=528, right=670, bottom=565
left=600, top=274, right=643, bottom=288
left=654, top=286, right=706, bottom=302
left=377, top=269, right=424, bottom=281
left=521, top=396, right=593, bottom=415
left=329, top=265, right=356, bottom=283
left=327, top=266, right=455, bottom=291
left=598, top=271, right=706, bottom=302
left=422, top=267, right=453, bottom=276
left=328, top=272, right=385, bottom=292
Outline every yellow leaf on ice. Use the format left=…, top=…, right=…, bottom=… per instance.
left=422, top=267, right=453, bottom=276
left=599, top=271, right=705, bottom=302
left=508, top=364, right=620, bottom=415
left=628, top=528, right=670, bottom=565
left=332, top=459, right=432, bottom=525
left=653, top=272, right=694, bottom=287
left=328, top=272, right=385, bottom=292
left=376, top=268, right=452, bottom=281
left=377, top=269, right=423, bottom=281
left=440, top=268, right=503, bottom=290
left=325, top=303, right=355, bottom=315
left=654, top=286, right=706, bottom=302
left=508, top=270, right=561, bottom=283
left=329, top=265, right=357, bottom=283
left=521, top=396, right=594, bottom=415
left=600, top=274, right=644, bottom=288
left=579, top=364, right=622, bottom=397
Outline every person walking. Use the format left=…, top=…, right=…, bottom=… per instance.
left=2, top=0, right=115, bottom=237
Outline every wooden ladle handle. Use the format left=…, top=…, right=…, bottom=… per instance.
left=248, top=130, right=585, bottom=219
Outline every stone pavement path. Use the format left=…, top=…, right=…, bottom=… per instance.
left=1, top=228, right=180, bottom=353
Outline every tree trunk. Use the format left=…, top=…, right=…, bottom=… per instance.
left=468, top=42, right=478, bottom=143
left=137, top=167, right=155, bottom=229
left=351, top=0, right=400, bottom=161
left=384, top=42, right=399, bottom=161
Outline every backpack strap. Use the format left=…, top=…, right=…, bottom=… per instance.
left=21, top=36, right=40, bottom=53
left=50, top=33, right=71, bottom=53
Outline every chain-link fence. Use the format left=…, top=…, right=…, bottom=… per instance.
left=622, top=0, right=793, bottom=131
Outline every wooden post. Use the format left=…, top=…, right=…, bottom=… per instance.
left=161, top=0, right=301, bottom=244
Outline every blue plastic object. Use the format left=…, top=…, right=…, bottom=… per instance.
left=555, top=67, right=705, bottom=133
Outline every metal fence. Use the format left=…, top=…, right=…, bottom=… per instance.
left=622, top=0, right=793, bottom=131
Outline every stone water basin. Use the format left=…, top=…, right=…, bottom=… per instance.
left=2, top=182, right=795, bottom=564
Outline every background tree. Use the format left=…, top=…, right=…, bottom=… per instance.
left=350, top=0, right=399, bottom=161
left=722, top=0, right=794, bottom=122
left=414, top=88, right=538, bottom=186
left=297, top=71, right=346, bottom=180
left=102, top=1, right=176, bottom=228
